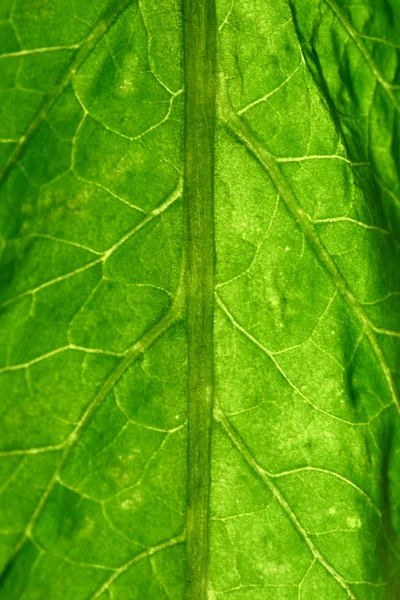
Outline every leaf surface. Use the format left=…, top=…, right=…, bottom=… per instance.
left=0, top=0, right=399, bottom=598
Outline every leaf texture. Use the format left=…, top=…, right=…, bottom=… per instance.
left=0, top=0, right=399, bottom=598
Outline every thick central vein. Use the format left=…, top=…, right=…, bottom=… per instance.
left=183, top=0, right=217, bottom=598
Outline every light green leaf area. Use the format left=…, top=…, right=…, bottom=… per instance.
left=0, top=0, right=399, bottom=598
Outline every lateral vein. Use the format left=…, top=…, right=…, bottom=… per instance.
left=88, top=534, right=185, bottom=600
left=217, top=72, right=400, bottom=417
left=0, top=0, right=133, bottom=187
left=0, top=284, right=184, bottom=581
left=323, top=0, right=400, bottom=111
left=215, top=404, right=357, bottom=600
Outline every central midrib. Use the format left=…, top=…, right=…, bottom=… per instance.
left=183, top=0, right=217, bottom=598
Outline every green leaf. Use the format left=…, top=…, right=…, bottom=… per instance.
left=0, top=0, right=399, bottom=598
